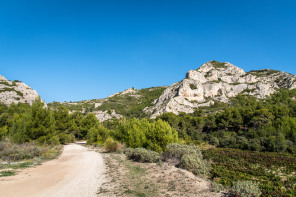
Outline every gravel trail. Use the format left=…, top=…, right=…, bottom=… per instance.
left=0, top=143, right=105, bottom=197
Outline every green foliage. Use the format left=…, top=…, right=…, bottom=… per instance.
left=211, top=182, right=225, bottom=192
left=97, top=87, right=166, bottom=118
left=48, top=136, right=60, bottom=146
left=125, top=148, right=160, bottom=163
left=230, top=181, right=261, bottom=197
left=157, top=89, right=296, bottom=154
left=209, top=60, right=227, bottom=69
left=86, top=124, right=111, bottom=145
left=103, top=137, right=121, bottom=152
left=203, top=148, right=296, bottom=196
left=113, top=118, right=178, bottom=152
left=0, top=170, right=16, bottom=177
left=247, top=69, right=280, bottom=77
left=164, top=144, right=210, bottom=176
left=189, top=84, right=197, bottom=90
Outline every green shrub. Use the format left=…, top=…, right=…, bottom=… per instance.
left=58, top=133, right=74, bottom=144
left=104, top=137, right=120, bottom=152
left=164, top=143, right=210, bottom=176
left=230, top=181, right=261, bottom=197
left=179, top=153, right=211, bottom=176
left=164, top=143, right=202, bottom=161
left=0, top=170, right=16, bottom=177
left=211, top=182, right=225, bottom=192
left=48, top=136, right=60, bottom=146
left=125, top=148, right=160, bottom=163
left=190, top=84, right=197, bottom=90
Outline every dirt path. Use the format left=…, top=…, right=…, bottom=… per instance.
left=0, top=143, right=105, bottom=197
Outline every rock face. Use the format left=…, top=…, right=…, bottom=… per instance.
left=144, top=61, right=296, bottom=118
left=0, top=75, right=43, bottom=106
left=92, top=110, right=123, bottom=123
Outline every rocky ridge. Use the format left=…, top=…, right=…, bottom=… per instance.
left=144, top=61, right=296, bottom=118
left=49, top=86, right=166, bottom=122
left=0, top=75, right=42, bottom=106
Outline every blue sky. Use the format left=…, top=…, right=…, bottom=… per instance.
left=1, top=0, right=295, bottom=102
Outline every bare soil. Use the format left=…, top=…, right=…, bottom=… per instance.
left=99, top=153, right=221, bottom=197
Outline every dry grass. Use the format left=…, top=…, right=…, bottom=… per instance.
left=98, top=151, right=221, bottom=197
left=0, top=141, right=62, bottom=177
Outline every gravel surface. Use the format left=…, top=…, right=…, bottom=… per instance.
left=0, top=144, right=105, bottom=197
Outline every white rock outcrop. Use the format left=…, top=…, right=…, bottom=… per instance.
left=0, top=75, right=43, bottom=106
left=144, top=61, right=296, bottom=118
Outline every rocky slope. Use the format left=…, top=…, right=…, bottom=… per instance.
left=49, top=60, right=296, bottom=121
left=0, top=75, right=42, bottom=106
left=48, top=87, right=167, bottom=122
left=144, top=61, right=296, bottom=118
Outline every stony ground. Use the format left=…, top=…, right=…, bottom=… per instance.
left=98, top=152, right=221, bottom=197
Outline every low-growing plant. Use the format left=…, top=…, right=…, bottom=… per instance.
left=163, top=143, right=211, bottom=176
left=211, top=182, right=225, bottom=193
left=230, top=181, right=261, bottom=197
left=190, top=84, right=197, bottom=90
left=164, top=143, right=203, bottom=163
left=179, top=153, right=211, bottom=176
left=104, top=137, right=121, bottom=152
left=48, top=136, right=60, bottom=146
left=125, top=148, right=160, bottom=163
left=0, top=141, right=44, bottom=161
left=0, top=170, right=16, bottom=177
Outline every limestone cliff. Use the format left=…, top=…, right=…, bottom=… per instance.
left=0, top=75, right=43, bottom=106
left=144, top=61, right=296, bottom=118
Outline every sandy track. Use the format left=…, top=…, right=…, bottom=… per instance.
left=0, top=144, right=105, bottom=197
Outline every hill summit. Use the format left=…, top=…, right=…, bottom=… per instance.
left=144, top=60, right=296, bottom=118
left=0, top=75, right=42, bottom=106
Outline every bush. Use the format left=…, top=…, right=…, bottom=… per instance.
left=125, top=148, right=160, bottom=163
left=163, top=143, right=210, bottom=176
left=58, top=133, right=74, bottom=144
left=164, top=143, right=202, bottom=163
left=190, top=84, right=197, bottom=90
left=230, top=181, right=261, bottom=197
left=48, top=136, right=60, bottom=146
left=211, top=182, right=225, bottom=192
left=0, top=141, right=45, bottom=161
left=104, top=137, right=120, bottom=152
left=179, top=153, right=211, bottom=176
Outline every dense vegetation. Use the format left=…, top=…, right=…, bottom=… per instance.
left=204, top=148, right=296, bottom=196
left=157, top=89, right=296, bottom=154
left=88, top=118, right=178, bottom=152
left=0, top=98, right=100, bottom=145
left=2, top=87, right=296, bottom=196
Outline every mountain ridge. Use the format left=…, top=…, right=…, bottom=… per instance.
left=2, top=60, right=295, bottom=122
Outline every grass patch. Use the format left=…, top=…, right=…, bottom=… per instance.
left=0, top=170, right=16, bottom=177
left=210, top=60, right=227, bottom=69
left=247, top=69, right=280, bottom=77
left=111, top=154, right=159, bottom=196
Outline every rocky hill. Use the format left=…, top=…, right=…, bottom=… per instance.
left=48, top=86, right=167, bottom=122
left=48, top=60, right=296, bottom=121
left=0, top=75, right=42, bottom=106
left=144, top=60, right=296, bottom=118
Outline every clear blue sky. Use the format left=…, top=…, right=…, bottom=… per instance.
left=1, top=0, right=295, bottom=103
